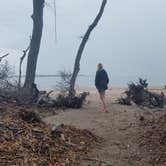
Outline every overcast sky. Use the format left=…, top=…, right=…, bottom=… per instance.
left=0, top=0, right=166, bottom=85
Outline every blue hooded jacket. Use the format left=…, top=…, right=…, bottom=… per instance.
left=95, top=69, right=109, bottom=91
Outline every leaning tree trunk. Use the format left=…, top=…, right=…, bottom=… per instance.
left=69, top=0, right=107, bottom=96
left=24, top=0, right=44, bottom=93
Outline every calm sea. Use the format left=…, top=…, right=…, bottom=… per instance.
left=33, top=75, right=166, bottom=90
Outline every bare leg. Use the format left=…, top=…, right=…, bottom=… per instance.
left=99, top=91, right=108, bottom=112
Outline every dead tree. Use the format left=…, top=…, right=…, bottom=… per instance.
left=69, top=0, right=107, bottom=96
left=18, top=39, right=31, bottom=89
left=23, top=0, right=44, bottom=94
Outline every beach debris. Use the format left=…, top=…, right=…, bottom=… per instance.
left=0, top=79, right=89, bottom=109
left=118, top=78, right=166, bottom=108
left=38, top=91, right=90, bottom=109
left=139, top=113, right=166, bottom=166
left=77, top=156, right=112, bottom=166
left=139, top=116, right=144, bottom=121
left=0, top=61, right=89, bottom=109
left=54, top=92, right=89, bottom=108
left=18, top=110, right=41, bottom=123
left=0, top=106, right=101, bottom=165
left=118, top=96, right=131, bottom=105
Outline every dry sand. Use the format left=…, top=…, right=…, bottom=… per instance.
left=44, top=88, right=166, bottom=166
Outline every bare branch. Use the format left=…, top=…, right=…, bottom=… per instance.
left=0, top=53, right=9, bottom=62
left=56, top=70, right=72, bottom=94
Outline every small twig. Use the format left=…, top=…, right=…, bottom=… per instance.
left=78, top=156, right=112, bottom=166
left=14, top=130, right=25, bottom=136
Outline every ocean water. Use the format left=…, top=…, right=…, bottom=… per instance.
left=34, top=75, right=166, bottom=90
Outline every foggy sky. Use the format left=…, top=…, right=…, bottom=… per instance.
left=0, top=0, right=166, bottom=85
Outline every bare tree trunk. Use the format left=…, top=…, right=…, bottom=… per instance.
left=18, top=41, right=30, bottom=89
left=24, top=0, right=44, bottom=93
left=69, top=0, right=107, bottom=96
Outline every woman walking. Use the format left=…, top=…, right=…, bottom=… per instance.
left=95, top=63, right=109, bottom=112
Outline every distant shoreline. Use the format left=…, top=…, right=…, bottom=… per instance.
left=9, top=75, right=166, bottom=90
left=10, top=74, right=88, bottom=78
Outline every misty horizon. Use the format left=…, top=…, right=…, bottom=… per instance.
left=0, top=0, right=166, bottom=87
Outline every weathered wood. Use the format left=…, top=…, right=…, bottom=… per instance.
left=18, top=38, right=31, bottom=88
left=24, top=0, right=44, bottom=93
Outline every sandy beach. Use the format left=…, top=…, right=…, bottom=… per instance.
left=43, top=87, right=166, bottom=166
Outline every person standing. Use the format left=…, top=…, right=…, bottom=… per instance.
left=95, top=63, right=109, bottom=112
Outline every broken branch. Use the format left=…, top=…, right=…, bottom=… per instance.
left=0, top=53, right=9, bottom=62
left=18, top=38, right=31, bottom=88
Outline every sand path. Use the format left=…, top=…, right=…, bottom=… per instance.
left=44, top=88, right=158, bottom=166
